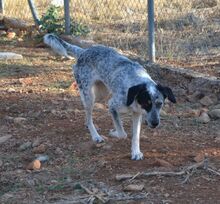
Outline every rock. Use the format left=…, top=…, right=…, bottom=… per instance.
left=32, top=144, right=46, bottom=154
left=26, top=159, right=41, bottom=170
left=13, top=117, right=27, bottom=124
left=212, top=104, right=220, bottom=109
left=0, top=52, right=23, bottom=60
left=36, top=155, right=49, bottom=162
left=55, top=147, right=63, bottom=155
left=160, top=109, right=167, bottom=117
left=7, top=31, right=16, bottom=39
left=94, top=103, right=106, bottom=110
left=18, top=141, right=32, bottom=151
left=0, top=159, right=3, bottom=167
left=199, top=96, right=214, bottom=106
left=187, top=91, right=204, bottom=102
left=154, top=158, right=174, bottom=168
left=193, top=153, right=204, bottom=163
left=0, top=30, right=6, bottom=36
left=32, top=139, right=40, bottom=147
left=164, top=193, right=170, bottom=198
left=197, top=112, right=210, bottom=123
left=124, top=184, right=145, bottom=192
left=214, top=136, right=220, bottom=143
left=0, top=134, right=12, bottom=144
left=208, top=109, right=220, bottom=120
left=19, top=77, right=33, bottom=86
left=7, top=88, right=16, bottom=93
left=116, top=174, right=133, bottom=181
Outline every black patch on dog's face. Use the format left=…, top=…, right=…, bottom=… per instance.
left=127, top=83, right=146, bottom=106
left=136, top=90, right=152, bottom=112
left=127, top=83, right=152, bottom=112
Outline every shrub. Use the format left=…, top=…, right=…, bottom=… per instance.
left=40, top=5, right=90, bottom=36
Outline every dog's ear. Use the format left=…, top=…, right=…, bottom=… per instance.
left=127, top=83, right=146, bottom=106
left=157, top=84, right=176, bottom=103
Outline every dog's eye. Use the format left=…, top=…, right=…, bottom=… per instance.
left=156, top=101, right=163, bottom=107
left=147, top=100, right=152, bottom=105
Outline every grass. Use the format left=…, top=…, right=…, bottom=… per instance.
left=3, top=0, right=220, bottom=62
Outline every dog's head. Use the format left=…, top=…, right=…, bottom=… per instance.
left=127, top=83, right=176, bottom=128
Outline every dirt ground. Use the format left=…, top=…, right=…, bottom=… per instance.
left=0, top=41, right=220, bottom=204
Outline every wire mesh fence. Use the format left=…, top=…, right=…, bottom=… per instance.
left=3, top=0, right=220, bottom=62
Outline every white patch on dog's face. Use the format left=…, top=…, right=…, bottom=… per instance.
left=148, top=85, right=156, bottom=96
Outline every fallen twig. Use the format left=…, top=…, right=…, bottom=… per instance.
left=116, top=158, right=220, bottom=182
left=79, top=183, right=107, bottom=203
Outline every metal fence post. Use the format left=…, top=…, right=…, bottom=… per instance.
left=64, top=0, right=71, bottom=34
left=0, top=0, right=4, bottom=14
left=148, top=0, right=155, bottom=62
left=27, top=0, right=41, bottom=26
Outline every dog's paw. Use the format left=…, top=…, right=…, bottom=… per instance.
left=131, top=152, right=144, bottom=160
left=93, top=136, right=104, bottom=143
left=109, top=129, right=127, bottom=139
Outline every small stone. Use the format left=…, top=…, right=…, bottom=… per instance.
left=199, top=96, right=213, bottom=106
left=7, top=88, right=16, bottom=93
left=124, top=184, right=145, bottom=192
left=32, top=139, right=40, bottom=147
left=102, top=144, right=112, bottom=150
left=160, top=109, right=167, bottom=116
left=26, top=159, right=41, bottom=170
left=36, top=155, right=49, bottom=162
left=7, top=31, right=16, bottom=39
left=94, top=103, right=105, bottom=110
left=0, top=30, right=6, bottom=36
left=0, top=52, right=23, bottom=60
left=212, top=104, right=220, bottom=109
left=19, top=77, right=33, bottom=86
left=55, top=147, right=63, bottom=155
left=116, top=174, right=133, bottom=181
left=0, top=134, right=12, bottom=144
left=193, top=153, right=204, bottom=163
left=164, top=193, right=170, bottom=198
left=18, top=141, right=32, bottom=151
left=32, top=144, right=46, bottom=154
left=13, top=117, right=27, bottom=124
left=197, top=112, right=210, bottom=123
left=0, top=159, right=3, bottom=167
left=214, top=136, right=220, bottom=143
left=187, top=91, right=204, bottom=102
left=154, top=158, right=174, bottom=168
left=208, top=109, right=220, bottom=120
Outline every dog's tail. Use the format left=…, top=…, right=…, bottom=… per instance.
left=44, top=34, right=84, bottom=59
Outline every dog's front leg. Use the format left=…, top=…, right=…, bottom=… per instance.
left=131, top=112, right=143, bottom=160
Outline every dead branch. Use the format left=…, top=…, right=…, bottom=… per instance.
left=79, top=183, right=107, bottom=203
left=116, top=158, right=220, bottom=182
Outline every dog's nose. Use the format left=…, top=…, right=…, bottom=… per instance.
left=151, top=121, right=159, bottom=128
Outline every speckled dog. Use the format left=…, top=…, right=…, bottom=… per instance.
left=44, top=34, right=176, bottom=160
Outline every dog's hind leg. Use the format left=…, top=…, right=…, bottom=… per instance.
left=74, top=67, right=104, bottom=143
left=79, top=87, right=104, bottom=143
left=108, top=99, right=127, bottom=139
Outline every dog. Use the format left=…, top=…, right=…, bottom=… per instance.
left=44, top=34, right=176, bottom=160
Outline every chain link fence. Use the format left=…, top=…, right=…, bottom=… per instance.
left=3, top=0, right=220, bottom=62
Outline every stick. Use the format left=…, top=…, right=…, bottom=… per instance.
left=79, top=183, right=107, bottom=203
left=116, top=159, right=210, bottom=181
